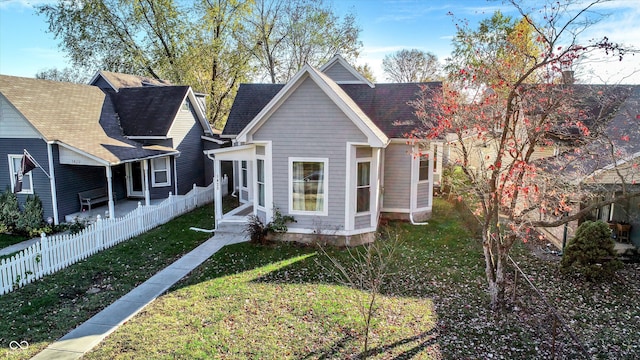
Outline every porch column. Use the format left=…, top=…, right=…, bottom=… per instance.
left=46, top=142, right=59, bottom=225
left=106, top=166, right=115, bottom=218
left=214, top=158, right=223, bottom=228
left=143, top=160, right=150, bottom=206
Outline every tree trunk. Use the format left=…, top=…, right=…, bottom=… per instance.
left=483, top=229, right=506, bottom=311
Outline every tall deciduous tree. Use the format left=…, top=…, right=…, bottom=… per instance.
left=35, top=67, right=92, bottom=84
left=37, top=0, right=361, bottom=127
left=382, top=49, right=441, bottom=82
left=413, top=0, right=638, bottom=310
left=238, top=0, right=361, bottom=83
left=38, top=0, right=188, bottom=81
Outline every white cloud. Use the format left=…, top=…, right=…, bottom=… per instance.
left=0, top=0, right=57, bottom=10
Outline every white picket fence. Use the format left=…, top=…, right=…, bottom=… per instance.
left=0, top=182, right=216, bottom=296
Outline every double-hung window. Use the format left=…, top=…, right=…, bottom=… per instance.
left=151, top=157, right=171, bottom=187
left=290, top=158, right=328, bottom=215
left=356, top=161, right=371, bottom=213
left=257, top=159, right=265, bottom=208
left=8, top=154, right=33, bottom=194
left=419, top=156, right=429, bottom=182
left=241, top=161, right=248, bottom=188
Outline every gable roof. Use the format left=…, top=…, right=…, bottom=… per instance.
left=320, top=54, right=375, bottom=88
left=114, top=86, right=190, bottom=137
left=0, top=75, right=177, bottom=165
left=536, top=85, right=640, bottom=182
left=89, top=71, right=171, bottom=91
left=236, top=64, right=389, bottom=147
left=224, top=77, right=440, bottom=140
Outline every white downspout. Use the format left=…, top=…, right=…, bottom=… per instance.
left=46, top=142, right=59, bottom=225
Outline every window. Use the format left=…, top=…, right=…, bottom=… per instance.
left=257, top=159, right=265, bottom=207
left=419, top=156, right=429, bottom=181
left=151, top=157, right=171, bottom=187
left=181, top=100, right=190, bottom=112
left=9, top=154, right=33, bottom=194
left=241, top=160, right=248, bottom=188
left=356, top=161, right=371, bottom=213
left=290, top=158, right=327, bottom=214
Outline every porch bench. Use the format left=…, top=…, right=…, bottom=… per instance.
left=78, top=187, right=113, bottom=211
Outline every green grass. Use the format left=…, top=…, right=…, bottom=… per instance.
left=0, top=233, right=29, bottom=250
left=82, top=199, right=485, bottom=359
left=0, top=203, right=217, bottom=360
left=4, top=198, right=639, bottom=359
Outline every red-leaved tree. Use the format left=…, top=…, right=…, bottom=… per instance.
left=411, top=0, right=639, bottom=310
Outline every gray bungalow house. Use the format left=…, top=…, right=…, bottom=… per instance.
left=0, top=73, right=220, bottom=224
left=207, top=55, right=443, bottom=245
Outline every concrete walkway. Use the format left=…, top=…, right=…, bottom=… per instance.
left=31, top=228, right=247, bottom=360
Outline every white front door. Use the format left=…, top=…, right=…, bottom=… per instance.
left=126, top=162, right=145, bottom=198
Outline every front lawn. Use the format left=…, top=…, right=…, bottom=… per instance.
left=0, top=203, right=217, bottom=360
left=0, top=233, right=29, bottom=250
left=85, top=199, right=640, bottom=359
left=3, top=198, right=639, bottom=359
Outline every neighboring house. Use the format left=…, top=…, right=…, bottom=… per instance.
left=444, top=83, right=640, bottom=247
left=566, top=85, right=640, bottom=246
left=207, top=55, right=443, bottom=245
left=0, top=73, right=221, bottom=225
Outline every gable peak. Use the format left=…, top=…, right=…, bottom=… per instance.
left=319, top=54, right=375, bottom=88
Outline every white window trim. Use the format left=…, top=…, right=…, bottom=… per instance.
left=8, top=154, right=33, bottom=194
left=256, top=157, right=266, bottom=209
left=418, top=156, right=430, bottom=183
left=288, top=157, right=329, bottom=216
left=151, top=157, right=171, bottom=187
left=356, top=158, right=372, bottom=215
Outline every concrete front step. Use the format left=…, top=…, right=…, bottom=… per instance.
left=215, top=222, right=247, bottom=234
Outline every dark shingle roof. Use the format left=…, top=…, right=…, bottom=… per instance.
left=222, top=82, right=441, bottom=138
left=0, top=74, right=177, bottom=164
left=223, top=84, right=285, bottom=136
left=114, top=86, right=190, bottom=136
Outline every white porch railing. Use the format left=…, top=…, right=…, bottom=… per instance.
left=0, top=182, right=216, bottom=296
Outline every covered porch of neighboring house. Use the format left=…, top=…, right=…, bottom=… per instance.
left=64, top=197, right=166, bottom=224
left=205, top=144, right=260, bottom=229
left=57, top=143, right=179, bottom=225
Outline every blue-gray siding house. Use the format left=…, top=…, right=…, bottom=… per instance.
left=0, top=73, right=221, bottom=224
left=207, top=55, right=444, bottom=245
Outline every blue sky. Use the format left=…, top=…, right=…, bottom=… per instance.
left=1, top=0, right=639, bottom=83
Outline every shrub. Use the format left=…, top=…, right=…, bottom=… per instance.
left=244, top=207, right=295, bottom=245
left=245, top=215, right=269, bottom=245
left=0, top=186, right=21, bottom=233
left=560, top=220, right=622, bottom=281
left=16, top=194, right=44, bottom=235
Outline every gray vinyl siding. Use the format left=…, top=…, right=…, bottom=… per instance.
left=252, top=76, right=367, bottom=230
left=354, top=214, right=370, bottom=229
left=323, top=63, right=360, bottom=83
left=0, top=138, right=53, bottom=220
left=0, top=96, right=40, bottom=138
left=383, top=143, right=412, bottom=209
left=169, top=102, right=207, bottom=194
left=417, top=182, right=430, bottom=208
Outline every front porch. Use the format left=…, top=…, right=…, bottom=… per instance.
left=64, top=198, right=165, bottom=223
